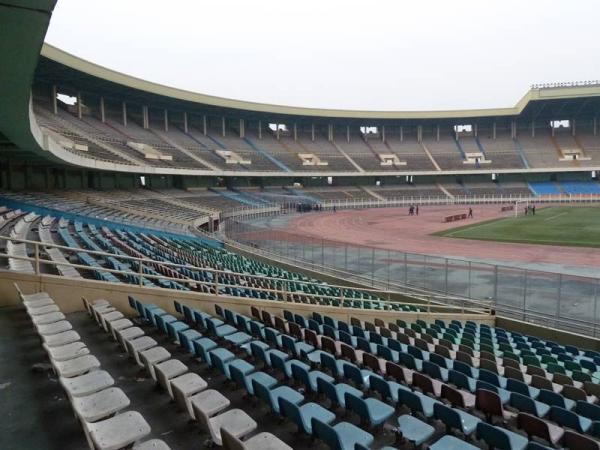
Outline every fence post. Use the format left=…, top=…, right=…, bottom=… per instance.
left=138, top=259, right=143, bottom=287
left=34, top=242, right=40, bottom=275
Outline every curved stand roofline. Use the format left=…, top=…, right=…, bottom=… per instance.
left=40, top=43, right=600, bottom=120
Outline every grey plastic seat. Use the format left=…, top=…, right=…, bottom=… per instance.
left=132, top=439, right=171, bottom=450
left=139, top=346, right=171, bottom=381
left=86, top=411, right=151, bottom=450
left=60, top=370, right=114, bottom=398
left=126, top=336, right=157, bottom=366
left=116, top=327, right=144, bottom=350
left=195, top=407, right=257, bottom=446
left=190, top=389, right=231, bottom=419
left=170, top=372, right=208, bottom=416
left=221, top=428, right=293, bottom=450
left=46, top=341, right=89, bottom=362
left=37, top=320, right=72, bottom=336
left=54, top=354, right=100, bottom=378
left=33, top=311, right=66, bottom=326
left=154, top=359, right=188, bottom=397
left=72, top=387, right=130, bottom=422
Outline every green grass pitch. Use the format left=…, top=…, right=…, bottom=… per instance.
left=434, top=206, right=600, bottom=248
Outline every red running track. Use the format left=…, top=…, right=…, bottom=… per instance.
left=274, top=205, right=600, bottom=269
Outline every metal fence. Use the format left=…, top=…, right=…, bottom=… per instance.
left=223, top=198, right=600, bottom=337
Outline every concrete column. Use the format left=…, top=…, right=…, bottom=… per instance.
left=183, top=112, right=188, bottom=133
left=346, top=125, right=350, bottom=143
left=293, top=123, right=297, bottom=141
left=474, top=123, right=478, bottom=137
left=239, top=119, right=245, bottom=138
left=328, top=124, right=333, bottom=142
left=400, top=126, right=403, bottom=142
left=203, top=115, right=207, bottom=135
left=122, top=102, right=127, bottom=127
left=436, top=125, right=440, bottom=141
left=551, top=122, right=555, bottom=137
left=142, top=105, right=149, bottom=129
left=100, top=97, right=105, bottom=123
left=77, top=92, right=82, bottom=119
left=222, top=117, right=226, bottom=137
left=164, top=109, right=169, bottom=132
left=258, top=120, right=262, bottom=139
left=572, top=119, right=576, bottom=136
left=492, top=122, right=496, bottom=139
left=311, top=124, right=315, bottom=142
left=381, top=125, right=386, bottom=143
left=276, top=124, right=280, bottom=140
left=417, top=126, right=422, bottom=143
left=531, top=120, right=535, bottom=138
left=51, top=85, right=57, bottom=114
left=594, top=118, right=598, bottom=136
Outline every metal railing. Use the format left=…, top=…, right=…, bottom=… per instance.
left=0, top=234, right=490, bottom=315
left=221, top=194, right=600, bottom=337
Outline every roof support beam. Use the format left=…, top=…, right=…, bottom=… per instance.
left=311, top=124, right=315, bottom=142
left=122, top=101, right=127, bottom=127
left=100, top=97, right=105, bottom=123
left=183, top=112, right=188, bottom=133
left=51, top=85, right=57, bottom=114
left=492, top=121, right=496, bottom=139
left=142, top=105, right=149, bottom=129
left=239, top=119, right=245, bottom=138
left=293, top=123, right=297, bottom=141
left=258, top=120, right=262, bottom=139
left=381, top=125, right=386, bottom=143
left=164, top=109, right=169, bottom=132
left=222, top=116, right=226, bottom=137
left=202, top=115, right=207, bottom=135
left=77, top=92, right=82, bottom=119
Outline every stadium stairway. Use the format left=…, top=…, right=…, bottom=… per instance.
left=513, top=139, right=532, bottom=169
left=475, top=137, right=488, bottom=158
left=452, top=137, right=467, bottom=159
left=242, top=137, right=292, bottom=172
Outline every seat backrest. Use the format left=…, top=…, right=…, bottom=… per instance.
left=278, top=397, right=302, bottom=429
left=194, top=402, right=219, bottom=443
left=321, top=336, right=337, bottom=355
left=564, top=429, right=600, bottom=450
left=281, top=335, right=297, bottom=355
left=433, top=402, right=460, bottom=431
left=288, top=322, right=302, bottom=340
left=549, top=405, right=580, bottom=432
left=506, top=378, right=529, bottom=396
left=343, top=363, right=364, bottom=387
left=504, top=366, right=525, bottom=382
left=527, top=365, right=547, bottom=377
left=476, top=388, right=503, bottom=417
left=362, top=353, right=380, bottom=374
left=517, top=412, right=551, bottom=443
left=386, top=361, right=406, bottom=383
left=221, top=428, right=245, bottom=450
left=412, top=372, right=434, bottom=396
left=423, top=360, right=441, bottom=380
left=429, top=353, right=447, bottom=369
left=441, top=384, right=465, bottom=408
left=537, top=389, right=564, bottom=408
left=340, top=343, right=357, bottom=362
left=311, top=417, right=341, bottom=450
left=291, top=363, right=310, bottom=388
left=448, top=369, right=470, bottom=392
left=576, top=400, right=600, bottom=421
left=531, top=375, right=554, bottom=391
left=345, top=392, right=368, bottom=421
left=561, top=384, right=586, bottom=402
left=270, top=352, right=289, bottom=377
left=399, top=390, right=423, bottom=414
left=252, top=378, right=275, bottom=409
left=476, top=422, right=510, bottom=449
left=479, top=369, right=501, bottom=387
left=510, top=392, right=536, bottom=415
left=369, top=376, right=391, bottom=401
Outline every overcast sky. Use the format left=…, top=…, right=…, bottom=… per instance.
left=45, top=0, right=600, bottom=111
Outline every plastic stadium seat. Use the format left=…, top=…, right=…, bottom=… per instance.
left=476, top=421, right=529, bottom=450
left=441, top=384, right=475, bottom=409
left=517, top=412, right=564, bottom=446
left=345, top=392, right=395, bottom=427
left=548, top=405, right=592, bottom=434
left=195, top=406, right=257, bottom=447
left=433, top=402, right=481, bottom=436
left=509, top=392, right=550, bottom=418
left=252, top=379, right=304, bottom=414
left=291, top=363, right=334, bottom=392
left=395, top=414, right=435, bottom=447
left=369, top=375, right=408, bottom=404
left=312, top=417, right=374, bottom=450
left=221, top=428, right=293, bottom=450
left=476, top=388, right=513, bottom=422
left=537, top=388, right=575, bottom=411
left=399, top=389, right=440, bottom=418
left=563, top=429, right=600, bottom=450
left=278, top=397, right=335, bottom=435
left=428, top=435, right=479, bottom=450
left=317, top=378, right=363, bottom=409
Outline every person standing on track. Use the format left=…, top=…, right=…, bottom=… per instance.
left=468, top=207, right=473, bottom=218
left=416, top=205, right=419, bottom=216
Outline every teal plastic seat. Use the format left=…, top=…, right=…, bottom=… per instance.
left=549, top=405, right=592, bottom=433
left=396, top=414, right=435, bottom=446
left=166, top=321, right=189, bottom=342
left=400, top=390, right=440, bottom=418
left=369, top=376, right=409, bottom=404
left=476, top=421, right=528, bottom=450
left=223, top=331, right=252, bottom=346
left=429, top=435, right=479, bottom=450
left=312, top=418, right=374, bottom=450
left=208, top=347, right=235, bottom=369
left=345, top=392, right=394, bottom=427
left=177, top=329, right=202, bottom=353
left=433, top=403, right=480, bottom=436
left=205, top=317, right=237, bottom=338
left=231, top=367, right=276, bottom=396
left=317, top=378, right=362, bottom=408
left=253, top=379, right=304, bottom=414
left=192, top=338, right=218, bottom=363
left=292, top=364, right=333, bottom=392
left=510, top=392, right=549, bottom=418
left=279, top=397, right=335, bottom=435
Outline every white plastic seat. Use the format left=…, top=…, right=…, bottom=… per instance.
left=60, top=370, right=115, bottom=398
left=116, top=327, right=144, bottom=350
left=196, top=407, right=257, bottom=446
left=190, top=389, right=231, bottom=420
left=44, top=330, right=81, bottom=347
left=126, top=336, right=157, bottom=366
left=108, top=319, right=133, bottom=340
left=54, top=355, right=100, bottom=378
left=222, top=428, right=293, bottom=450
left=21, top=291, right=52, bottom=303
left=37, top=320, right=72, bottom=336
left=32, top=311, right=66, bottom=326
left=132, top=439, right=171, bottom=450
left=28, top=304, right=60, bottom=316
left=46, top=341, right=89, bottom=362
left=139, top=346, right=171, bottom=381
left=154, top=359, right=188, bottom=397
left=86, top=411, right=151, bottom=450
left=72, top=387, right=130, bottom=422
left=100, top=311, right=124, bottom=332
left=170, top=372, right=208, bottom=416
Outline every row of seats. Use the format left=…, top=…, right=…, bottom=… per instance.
left=15, top=285, right=165, bottom=450
left=91, top=296, right=292, bottom=449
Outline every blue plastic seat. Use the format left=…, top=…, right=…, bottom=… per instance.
left=223, top=331, right=252, bottom=346
left=205, top=317, right=237, bottom=338
left=369, top=375, right=408, bottom=404
left=317, top=378, right=363, bottom=408
left=345, top=392, right=394, bottom=427
left=253, top=379, right=304, bottom=414
left=321, top=352, right=346, bottom=377
left=476, top=421, right=529, bottom=450
left=479, top=368, right=507, bottom=389
left=229, top=362, right=273, bottom=394
left=292, top=363, right=334, bottom=392
left=177, top=329, right=202, bottom=353
left=156, top=314, right=177, bottom=334
left=449, top=370, right=476, bottom=393
left=166, top=321, right=189, bottom=342
left=396, top=414, right=435, bottom=446
left=376, top=345, right=399, bottom=363
left=548, top=405, right=592, bottom=433
left=208, top=347, right=235, bottom=369
left=423, top=360, right=449, bottom=382
left=312, top=417, right=374, bottom=450
left=343, top=363, right=373, bottom=389
left=433, top=403, right=480, bottom=436
left=510, top=392, right=550, bottom=418
left=429, top=435, right=479, bottom=450
left=192, top=338, right=218, bottom=363
left=399, top=352, right=423, bottom=371
left=400, top=389, right=440, bottom=418
left=537, top=388, right=575, bottom=411
left=192, top=309, right=211, bottom=328
left=506, top=378, right=540, bottom=399
left=576, top=400, right=600, bottom=421
left=279, top=397, right=336, bottom=435
left=282, top=334, right=314, bottom=358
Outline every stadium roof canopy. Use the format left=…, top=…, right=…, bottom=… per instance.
left=2, top=0, right=600, bottom=169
